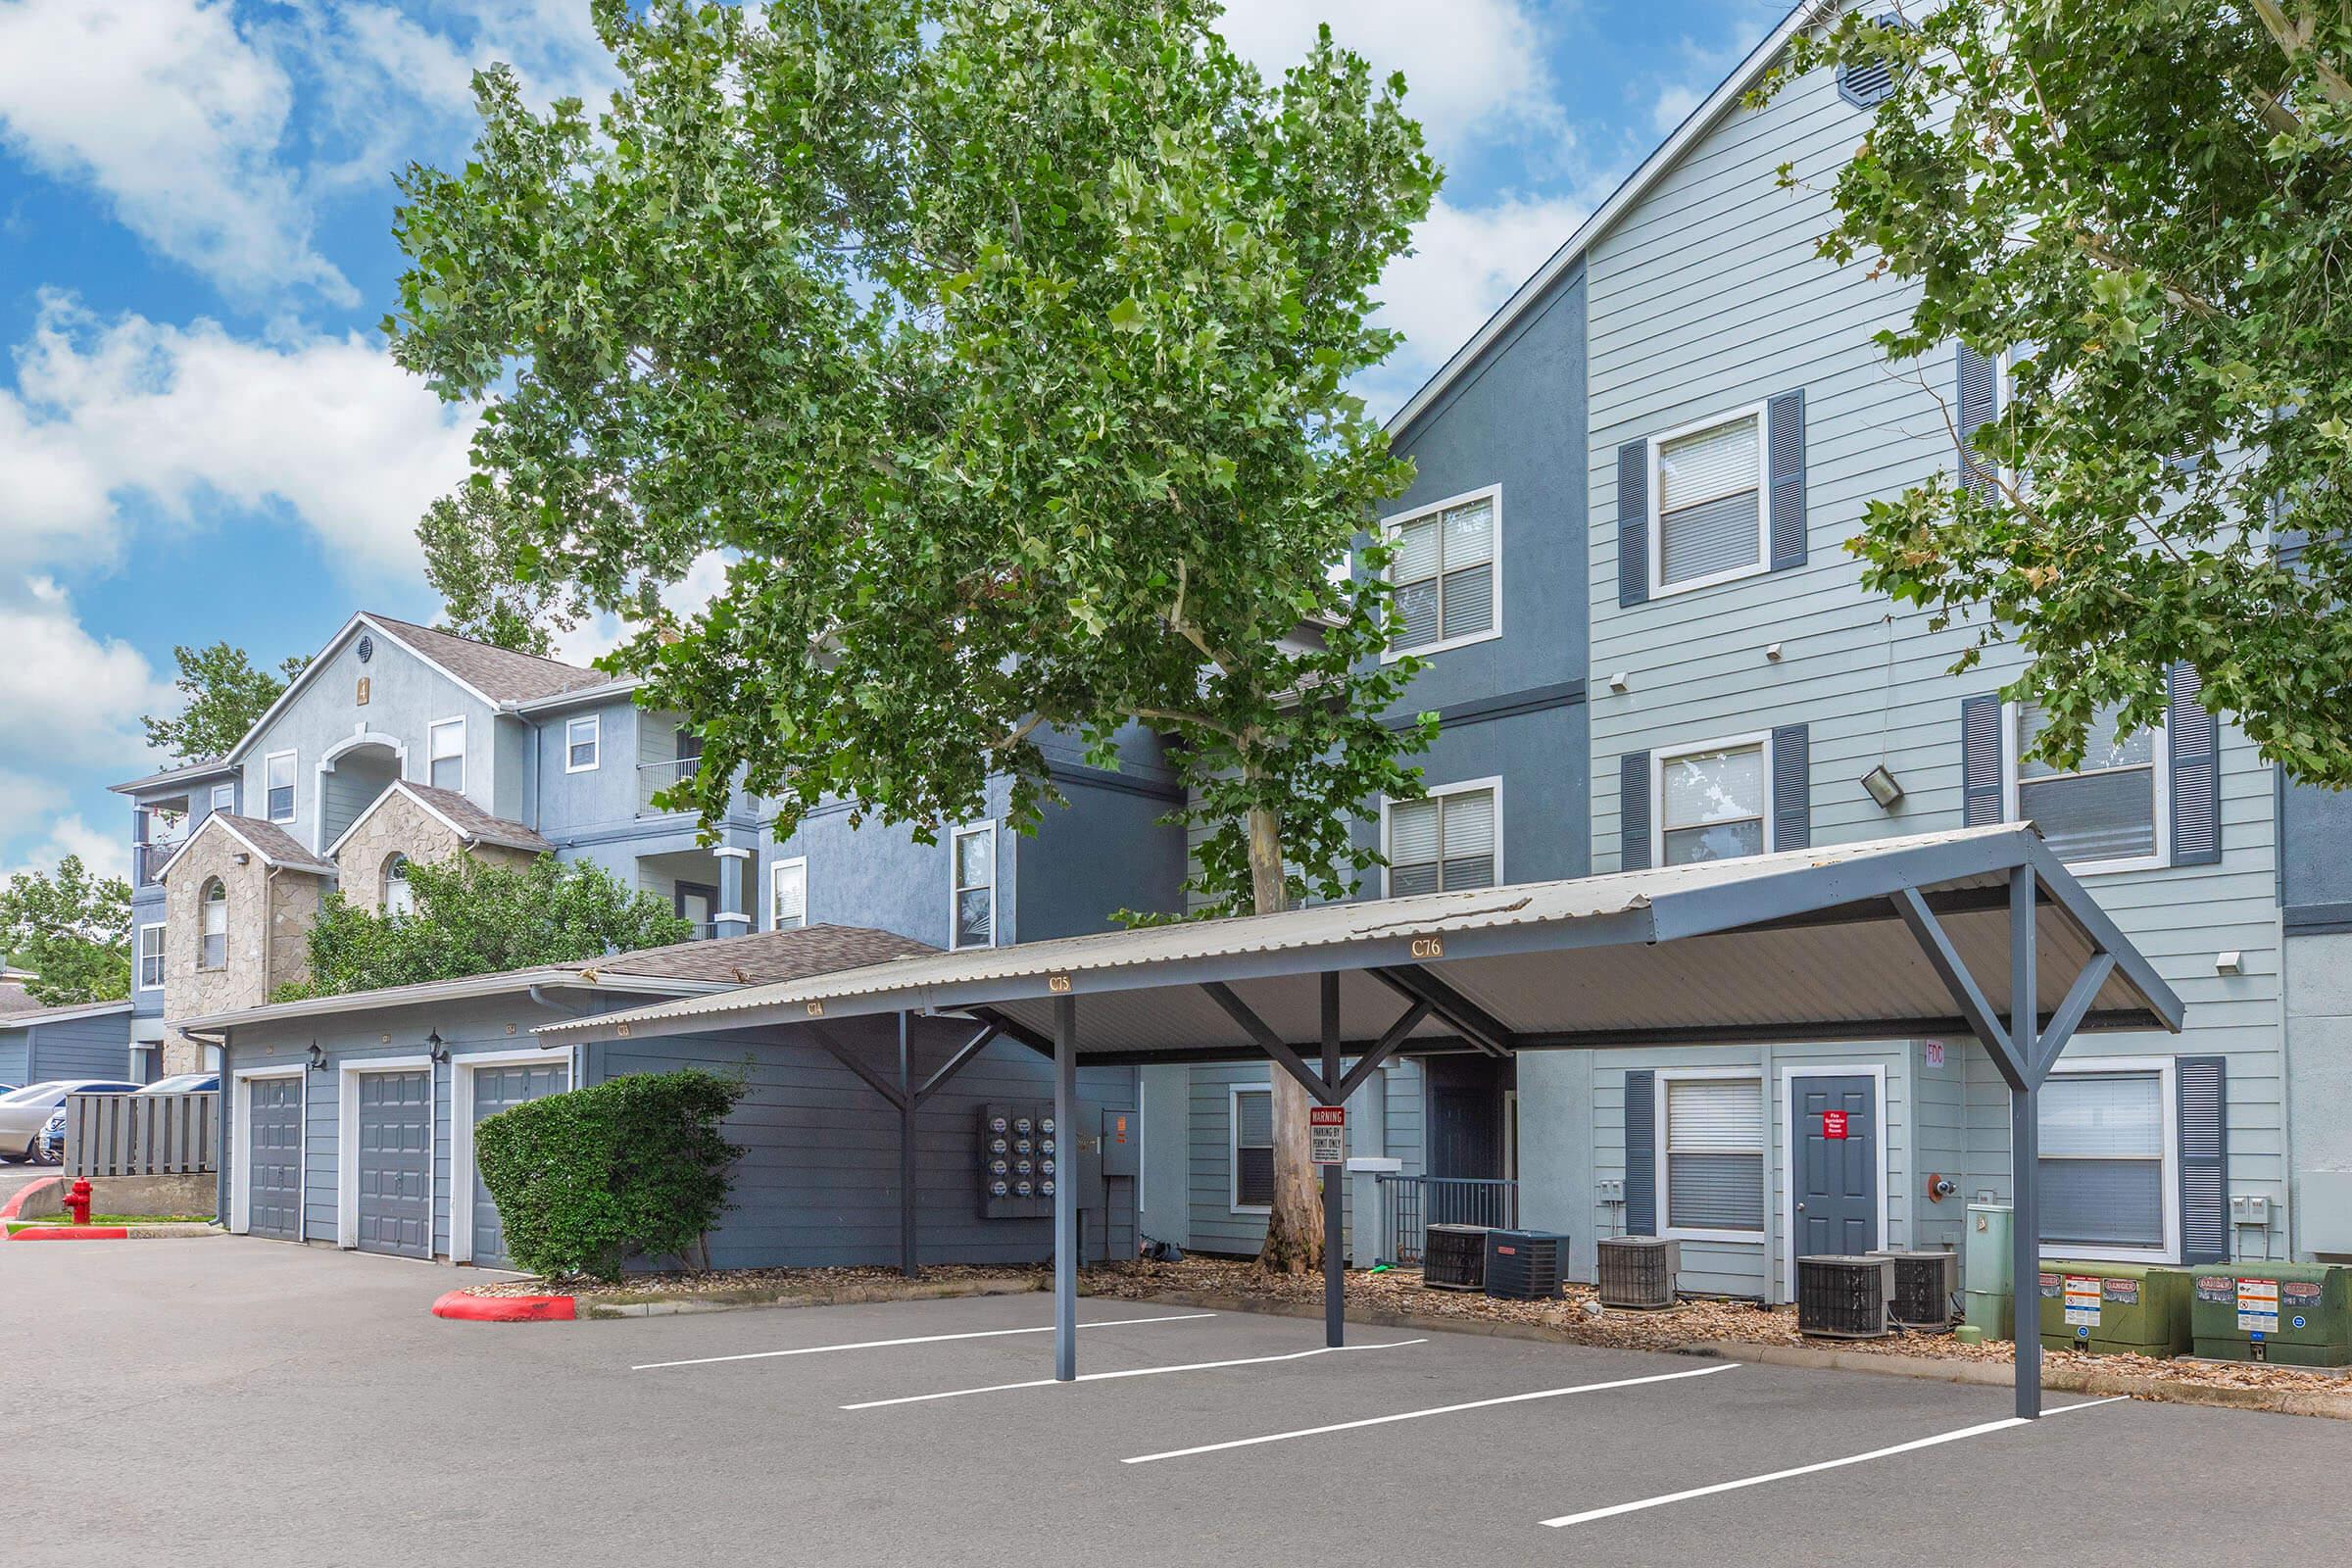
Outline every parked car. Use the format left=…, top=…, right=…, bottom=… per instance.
left=0, top=1080, right=141, bottom=1164
left=138, top=1073, right=219, bottom=1096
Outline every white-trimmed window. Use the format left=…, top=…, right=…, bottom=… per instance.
left=1650, top=406, right=1769, bottom=595
left=1658, top=1070, right=1766, bottom=1238
left=1384, top=778, right=1499, bottom=897
left=199, top=880, right=228, bottom=971
left=382, top=854, right=416, bottom=918
left=564, top=714, right=601, bottom=773
left=951, top=822, right=997, bottom=950
left=2007, top=701, right=2168, bottom=872
left=2039, top=1061, right=2177, bottom=1260
left=264, top=751, right=296, bottom=823
left=1654, top=735, right=1771, bottom=866
left=771, top=857, right=808, bottom=931
left=428, top=718, right=466, bottom=792
left=136, top=924, right=165, bottom=990
left=1230, top=1085, right=1275, bottom=1212
left=209, top=783, right=234, bottom=813
left=1384, top=487, right=1499, bottom=657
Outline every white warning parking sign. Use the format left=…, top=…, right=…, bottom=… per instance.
left=2238, top=1277, right=2279, bottom=1334
left=1309, top=1105, right=1346, bottom=1166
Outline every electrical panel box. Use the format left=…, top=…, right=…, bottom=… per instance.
left=1597, top=1178, right=1625, bottom=1204
left=2189, top=1263, right=2351, bottom=1366
left=977, top=1101, right=1059, bottom=1220
left=1100, top=1107, right=1139, bottom=1179
left=2034, top=1261, right=2191, bottom=1357
left=2230, top=1193, right=2273, bottom=1226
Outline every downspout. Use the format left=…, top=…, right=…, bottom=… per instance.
left=183, top=1025, right=230, bottom=1224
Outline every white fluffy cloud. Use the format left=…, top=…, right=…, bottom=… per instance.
left=0, top=0, right=353, bottom=305
left=2, top=814, right=130, bottom=886
left=0, top=293, right=476, bottom=578
left=0, top=580, right=168, bottom=769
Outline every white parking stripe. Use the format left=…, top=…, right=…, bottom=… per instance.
left=844, top=1338, right=1428, bottom=1409
left=1120, top=1360, right=1738, bottom=1464
left=630, top=1311, right=1217, bottom=1371
left=1539, top=1396, right=2129, bottom=1528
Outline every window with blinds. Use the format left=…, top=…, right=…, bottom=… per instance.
left=771, top=858, right=808, bottom=931
left=952, top=823, right=996, bottom=949
left=1658, top=742, right=1767, bottom=864
left=1388, top=786, right=1497, bottom=897
left=1232, top=1088, right=1275, bottom=1210
left=1664, top=1075, right=1765, bottom=1233
left=1388, top=492, right=1497, bottom=652
left=2039, top=1069, right=2167, bottom=1250
left=2016, top=702, right=2164, bottom=868
left=1653, top=411, right=1765, bottom=590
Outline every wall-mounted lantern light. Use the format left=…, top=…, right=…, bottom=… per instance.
left=425, top=1030, right=451, bottom=1064
left=306, top=1042, right=328, bottom=1073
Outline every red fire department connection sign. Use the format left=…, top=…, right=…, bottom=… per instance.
left=1821, top=1109, right=1849, bottom=1140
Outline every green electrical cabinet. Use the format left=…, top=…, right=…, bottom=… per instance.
left=2035, top=1262, right=2191, bottom=1357
left=2188, top=1264, right=2352, bottom=1366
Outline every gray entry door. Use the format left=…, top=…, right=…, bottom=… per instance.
left=247, top=1077, right=304, bottom=1242
left=1791, top=1073, right=1879, bottom=1257
left=469, top=1062, right=568, bottom=1269
left=355, top=1070, right=432, bottom=1258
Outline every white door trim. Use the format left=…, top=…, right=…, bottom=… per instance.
left=1778, top=1063, right=1890, bottom=1304
left=230, top=1063, right=305, bottom=1238
left=337, top=1055, right=436, bottom=1252
left=450, top=1047, right=570, bottom=1264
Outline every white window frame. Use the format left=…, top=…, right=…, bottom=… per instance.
left=427, top=716, right=466, bottom=794
left=950, top=820, right=998, bottom=951
left=209, top=783, right=234, bottom=813
left=198, top=880, right=229, bottom=971
left=770, top=856, right=808, bottom=931
left=1379, top=775, right=1504, bottom=897
left=1650, top=731, right=1775, bottom=868
left=2001, top=700, right=2171, bottom=875
left=1647, top=403, right=1772, bottom=598
left=1654, top=1065, right=1768, bottom=1245
left=135, top=923, right=166, bottom=991
left=1378, top=484, right=1503, bottom=661
left=264, top=749, right=298, bottom=824
left=564, top=713, right=602, bottom=773
left=382, top=855, right=415, bottom=917
left=2037, top=1055, right=2180, bottom=1265
left=1229, top=1082, right=1274, bottom=1215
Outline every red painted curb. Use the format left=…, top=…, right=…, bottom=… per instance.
left=431, top=1290, right=577, bottom=1323
left=9, top=1226, right=130, bottom=1241
left=0, top=1177, right=62, bottom=1221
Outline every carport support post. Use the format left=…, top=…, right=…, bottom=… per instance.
left=1054, top=993, right=1078, bottom=1383
left=2009, top=867, right=2042, bottom=1421
left=898, top=1011, right=918, bottom=1280
left=1321, top=971, right=1344, bottom=1349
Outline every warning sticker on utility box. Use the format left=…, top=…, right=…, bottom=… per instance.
left=2238, top=1278, right=2280, bottom=1334
left=2103, top=1278, right=2140, bottom=1305
left=2195, top=1275, right=2235, bottom=1304
left=2064, top=1276, right=2102, bottom=1328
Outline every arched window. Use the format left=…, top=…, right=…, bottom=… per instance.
left=199, top=879, right=228, bottom=970
left=383, top=854, right=415, bottom=917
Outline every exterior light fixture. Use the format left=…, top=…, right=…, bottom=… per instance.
left=306, top=1042, right=328, bottom=1072
left=1765, top=642, right=1784, bottom=662
left=1860, top=764, right=1905, bottom=809
left=425, top=1030, right=451, bottom=1063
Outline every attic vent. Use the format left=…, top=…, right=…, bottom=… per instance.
left=1835, top=16, right=1907, bottom=110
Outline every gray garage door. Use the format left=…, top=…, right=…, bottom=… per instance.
left=355, top=1069, right=432, bottom=1258
left=469, top=1062, right=568, bottom=1269
left=247, top=1076, right=304, bottom=1241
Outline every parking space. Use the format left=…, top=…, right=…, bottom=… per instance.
left=13, top=1240, right=2348, bottom=1568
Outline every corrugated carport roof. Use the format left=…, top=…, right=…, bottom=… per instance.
left=539, top=825, right=2180, bottom=1061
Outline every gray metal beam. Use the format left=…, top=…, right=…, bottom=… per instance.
left=1200, top=982, right=1338, bottom=1104
left=1327, top=999, right=1432, bottom=1106
left=1053, top=994, right=1077, bottom=1383
left=2009, top=867, right=2042, bottom=1422
left=897, top=1012, right=917, bottom=1280
left=2032, top=954, right=2116, bottom=1082
left=2021, top=839, right=2185, bottom=1032
left=1366, top=964, right=1520, bottom=1057
left=803, top=1021, right=908, bottom=1109
left=966, top=1006, right=1055, bottom=1058
left=913, top=1023, right=1002, bottom=1106
left=1321, top=972, right=1345, bottom=1349
left=1891, top=887, right=2026, bottom=1089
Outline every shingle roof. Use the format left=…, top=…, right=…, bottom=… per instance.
left=0, top=997, right=132, bottom=1031
left=575, top=924, right=938, bottom=986
left=394, top=783, right=556, bottom=855
left=160, top=813, right=335, bottom=879
left=0, top=983, right=49, bottom=1019
left=367, top=614, right=611, bottom=703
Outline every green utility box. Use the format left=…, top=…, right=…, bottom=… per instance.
left=1963, top=1202, right=2014, bottom=1340
left=2188, top=1264, right=2352, bottom=1366
left=2035, top=1262, right=2191, bottom=1357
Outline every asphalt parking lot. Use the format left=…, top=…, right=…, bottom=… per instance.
left=13, top=1238, right=2349, bottom=1567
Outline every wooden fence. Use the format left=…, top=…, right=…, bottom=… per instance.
left=64, top=1091, right=218, bottom=1178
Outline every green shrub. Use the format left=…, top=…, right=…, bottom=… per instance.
left=474, top=1068, right=748, bottom=1282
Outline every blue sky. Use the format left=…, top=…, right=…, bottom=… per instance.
left=0, top=0, right=1786, bottom=883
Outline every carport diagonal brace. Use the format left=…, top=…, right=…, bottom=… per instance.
left=1199, top=982, right=1457, bottom=1106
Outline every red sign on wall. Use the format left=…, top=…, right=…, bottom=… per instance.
left=1821, top=1109, right=1850, bottom=1141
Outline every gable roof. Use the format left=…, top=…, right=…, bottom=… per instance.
left=0, top=998, right=133, bottom=1033
left=366, top=614, right=611, bottom=705
left=1386, top=0, right=1822, bottom=439
left=323, top=779, right=554, bottom=861
left=108, top=757, right=240, bottom=797
left=155, top=812, right=335, bottom=884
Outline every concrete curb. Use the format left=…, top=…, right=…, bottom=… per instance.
left=5, top=1221, right=220, bottom=1241
left=0, top=1176, right=62, bottom=1221
left=433, top=1291, right=578, bottom=1323
left=436, top=1273, right=1049, bottom=1324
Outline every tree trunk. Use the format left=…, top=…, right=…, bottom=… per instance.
left=1247, top=804, right=1323, bottom=1275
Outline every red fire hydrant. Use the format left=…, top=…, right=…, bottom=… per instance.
left=64, top=1179, right=93, bottom=1226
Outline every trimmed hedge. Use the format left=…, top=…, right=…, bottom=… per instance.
left=474, top=1068, right=748, bottom=1282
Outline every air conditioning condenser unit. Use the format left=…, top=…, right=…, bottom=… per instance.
left=1596, top=1236, right=1681, bottom=1309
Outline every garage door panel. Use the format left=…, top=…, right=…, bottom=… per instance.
left=470, top=1062, right=568, bottom=1269
left=247, top=1077, right=303, bottom=1241
left=356, top=1070, right=432, bottom=1258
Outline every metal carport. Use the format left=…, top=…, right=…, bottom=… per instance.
left=540, top=824, right=2181, bottom=1419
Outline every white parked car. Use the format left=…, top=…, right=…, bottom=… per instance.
left=0, top=1080, right=140, bottom=1164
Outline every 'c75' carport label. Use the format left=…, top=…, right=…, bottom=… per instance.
left=2238, top=1278, right=2280, bottom=1333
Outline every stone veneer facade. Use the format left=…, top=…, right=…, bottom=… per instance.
left=160, top=825, right=322, bottom=1073
left=333, top=790, right=536, bottom=914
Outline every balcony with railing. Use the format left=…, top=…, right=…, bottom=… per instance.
left=637, top=757, right=698, bottom=815
left=134, top=838, right=184, bottom=888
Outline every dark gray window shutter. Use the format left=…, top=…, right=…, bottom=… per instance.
left=1771, top=723, right=1811, bottom=851
left=1617, top=440, right=1649, bottom=607
left=1624, top=1069, right=1657, bottom=1237
left=1961, top=694, right=2004, bottom=827
left=1957, top=344, right=1999, bottom=497
left=2169, top=662, right=2221, bottom=866
left=1620, top=751, right=1652, bottom=870
left=2177, top=1056, right=2228, bottom=1264
left=1768, top=390, right=1806, bottom=571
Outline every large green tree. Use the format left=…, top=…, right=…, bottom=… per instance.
left=141, top=643, right=314, bottom=765
left=387, top=0, right=1438, bottom=1269
left=0, top=856, right=132, bottom=1005
left=419, top=482, right=592, bottom=656
left=282, top=855, right=693, bottom=1001
left=1769, top=3, right=2352, bottom=778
